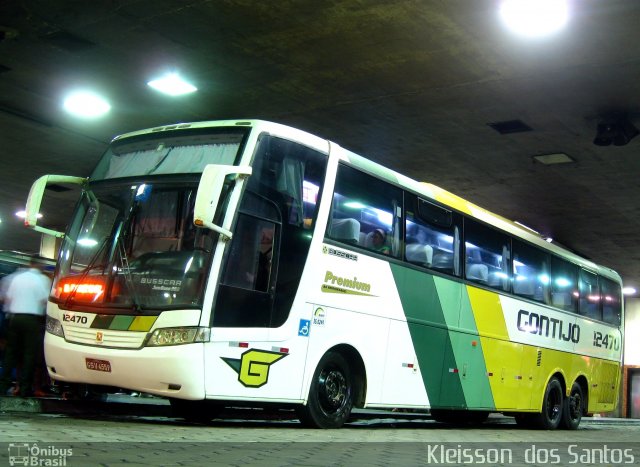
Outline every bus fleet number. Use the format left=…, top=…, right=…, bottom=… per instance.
left=593, top=331, right=619, bottom=350
left=62, top=314, right=88, bottom=324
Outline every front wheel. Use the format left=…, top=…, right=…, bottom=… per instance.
left=298, top=351, right=354, bottom=428
left=560, top=382, right=583, bottom=430
left=532, top=377, right=563, bottom=429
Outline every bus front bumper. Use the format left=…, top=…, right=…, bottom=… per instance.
left=44, top=333, right=206, bottom=400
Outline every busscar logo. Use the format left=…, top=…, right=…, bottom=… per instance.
left=222, top=349, right=288, bottom=388
left=323, top=245, right=358, bottom=261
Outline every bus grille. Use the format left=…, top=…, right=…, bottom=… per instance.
left=64, top=326, right=147, bottom=349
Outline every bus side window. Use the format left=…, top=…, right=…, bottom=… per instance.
left=405, top=194, right=460, bottom=276
left=550, top=256, right=577, bottom=313
left=463, top=219, right=510, bottom=291
left=600, top=276, right=622, bottom=326
left=329, top=164, right=402, bottom=258
left=579, top=269, right=601, bottom=320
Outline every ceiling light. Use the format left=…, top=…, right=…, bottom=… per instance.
left=499, top=0, right=569, bottom=38
left=532, top=153, right=575, bottom=165
left=147, top=73, right=197, bottom=96
left=16, top=210, right=42, bottom=219
left=63, top=91, right=111, bottom=118
left=623, top=287, right=637, bottom=296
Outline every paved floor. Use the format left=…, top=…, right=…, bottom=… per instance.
left=0, top=405, right=639, bottom=466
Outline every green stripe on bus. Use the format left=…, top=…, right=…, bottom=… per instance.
left=434, top=277, right=495, bottom=409
left=91, top=315, right=114, bottom=329
left=110, top=315, right=135, bottom=330
left=390, top=264, right=466, bottom=408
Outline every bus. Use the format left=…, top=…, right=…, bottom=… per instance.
left=24, top=120, right=623, bottom=429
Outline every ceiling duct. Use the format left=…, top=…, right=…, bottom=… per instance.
left=593, top=114, right=639, bottom=146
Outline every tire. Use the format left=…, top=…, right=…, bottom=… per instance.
left=298, top=351, right=354, bottom=428
left=170, top=399, right=221, bottom=423
left=560, top=382, right=583, bottom=430
left=532, top=377, right=564, bottom=430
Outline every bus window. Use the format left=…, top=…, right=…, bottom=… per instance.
left=513, top=241, right=550, bottom=304
left=550, top=256, right=578, bottom=313
left=405, top=194, right=460, bottom=276
left=329, top=165, right=402, bottom=258
left=463, top=220, right=510, bottom=291
left=601, top=277, right=622, bottom=326
left=578, top=269, right=601, bottom=320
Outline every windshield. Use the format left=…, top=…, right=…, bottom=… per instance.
left=53, top=181, right=216, bottom=311
left=91, top=127, right=247, bottom=181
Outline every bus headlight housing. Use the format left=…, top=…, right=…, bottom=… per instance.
left=46, top=315, right=65, bottom=338
left=146, top=327, right=210, bottom=347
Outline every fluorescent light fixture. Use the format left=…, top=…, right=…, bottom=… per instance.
left=533, top=153, right=575, bottom=165
left=344, top=201, right=366, bottom=209
left=623, top=287, right=637, bottom=296
left=16, top=210, right=42, bottom=219
left=147, top=73, right=197, bottom=96
left=500, top=0, right=569, bottom=38
left=63, top=91, right=111, bottom=118
left=545, top=237, right=553, bottom=243
left=77, top=238, right=99, bottom=247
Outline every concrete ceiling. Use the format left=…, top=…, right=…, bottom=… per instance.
left=1, top=0, right=639, bottom=293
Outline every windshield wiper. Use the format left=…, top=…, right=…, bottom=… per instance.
left=115, top=233, right=143, bottom=313
left=64, top=236, right=109, bottom=308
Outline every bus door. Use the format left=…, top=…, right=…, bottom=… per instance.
left=203, top=134, right=329, bottom=400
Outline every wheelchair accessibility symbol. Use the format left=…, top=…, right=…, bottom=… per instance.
left=298, top=319, right=310, bottom=337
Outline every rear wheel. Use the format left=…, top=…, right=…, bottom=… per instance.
left=560, top=382, right=583, bottom=430
left=532, top=377, right=563, bottom=429
left=298, top=352, right=354, bottom=428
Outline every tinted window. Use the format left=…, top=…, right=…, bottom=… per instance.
left=600, top=277, right=622, bottom=326
left=464, top=220, right=510, bottom=291
left=329, top=165, right=402, bottom=258
left=578, top=269, right=601, bottom=320
left=405, top=195, right=460, bottom=276
left=550, top=256, right=578, bottom=312
left=513, top=241, right=550, bottom=304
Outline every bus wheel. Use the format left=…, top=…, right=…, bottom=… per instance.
left=560, top=382, right=583, bottom=430
left=170, top=399, right=221, bottom=423
left=298, top=351, right=354, bottom=428
left=532, top=377, right=563, bottom=430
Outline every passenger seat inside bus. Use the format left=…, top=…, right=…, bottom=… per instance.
left=406, top=243, right=433, bottom=267
left=466, top=263, right=489, bottom=284
left=328, top=218, right=360, bottom=244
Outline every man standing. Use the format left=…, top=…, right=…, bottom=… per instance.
left=0, top=258, right=51, bottom=397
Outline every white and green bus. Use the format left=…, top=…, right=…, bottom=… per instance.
left=25, top=120, right=623, bottom=429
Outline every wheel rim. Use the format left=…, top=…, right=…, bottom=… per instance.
left=568, top=390, right=582, bottom=421
left=546, top=386, right=562, bottom=422
left=318, top=368, right=348, bottom=415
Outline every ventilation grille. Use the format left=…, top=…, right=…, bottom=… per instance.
left=488, top=119, right=532, bottom=134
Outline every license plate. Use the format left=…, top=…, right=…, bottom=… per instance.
left=85, top=358, right=111, bottom=372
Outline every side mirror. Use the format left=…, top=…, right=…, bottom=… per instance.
left=193, top=165, right=252, bottom=239
left=25, top=175, right=87, bottom=238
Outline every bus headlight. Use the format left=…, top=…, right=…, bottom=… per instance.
left=45, top=315, right=65, bottom=338
left=145, top=327, right=210, bottom=347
